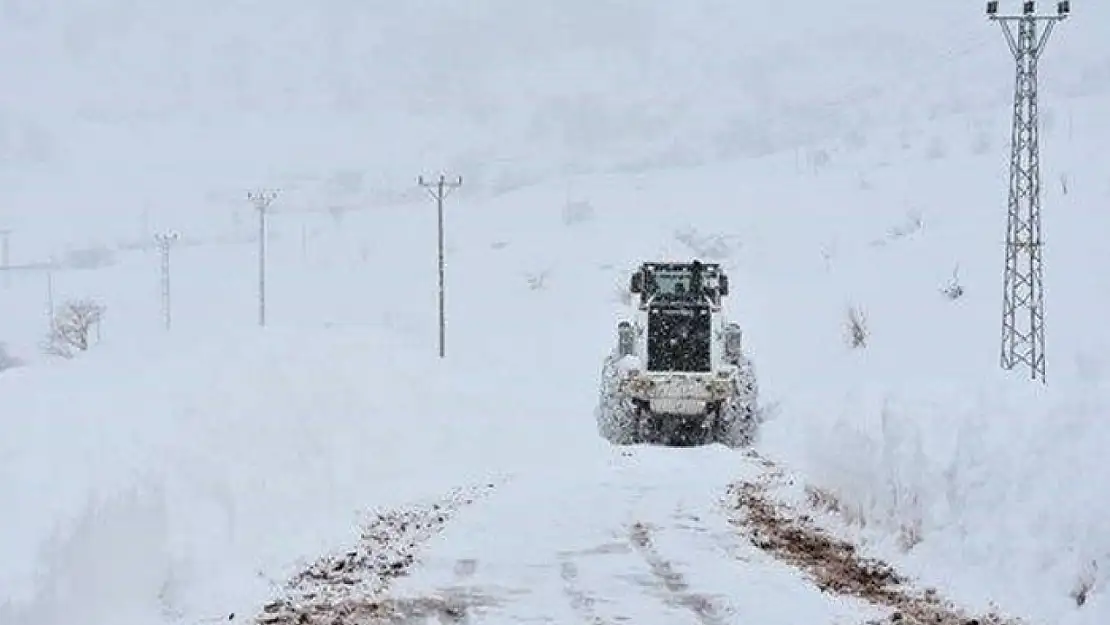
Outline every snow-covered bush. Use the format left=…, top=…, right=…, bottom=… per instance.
left=845, top=304, right=868, bottom=349
left=42, top=299, right=105, bottom=359
left=941, top=267, right=965, bottom=301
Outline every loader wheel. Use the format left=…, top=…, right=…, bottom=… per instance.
left=633, top=401, right=658, bottom=445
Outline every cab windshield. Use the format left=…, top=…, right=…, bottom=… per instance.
left=651, top=271, right=694, bottom=297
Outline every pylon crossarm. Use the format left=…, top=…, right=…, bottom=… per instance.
left=1034, top=20, right=1056, bottom=56
left=999, top=21, right=1021, bottom=57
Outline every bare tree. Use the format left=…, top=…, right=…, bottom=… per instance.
left=43, top=298, right=105, bottom=358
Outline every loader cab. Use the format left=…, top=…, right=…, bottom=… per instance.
left=629, top=261, right=729, bottom=309
left=629, top=261, right=729, bottom=373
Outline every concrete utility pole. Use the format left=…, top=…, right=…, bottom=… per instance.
left=155, top=231, right=180, bottom=330
left=301, top=223, right=308, bottom=263
left=418, top=174, right=462, bottom=359
left=0, top=229, right=11, bottom=289
left=247, top=189, right=279, bottom=327
left=45, top=270, right=54, bottom=328
left=987, top=0, right=1069, bottom=384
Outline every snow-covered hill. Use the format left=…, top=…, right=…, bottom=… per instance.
left=2, top=1, right=1109, bottom=624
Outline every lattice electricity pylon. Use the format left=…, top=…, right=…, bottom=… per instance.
left=987, top=0, right=1069, bottom=383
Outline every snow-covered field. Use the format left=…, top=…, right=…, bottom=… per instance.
left=2, top=1, right=1110, bottom=624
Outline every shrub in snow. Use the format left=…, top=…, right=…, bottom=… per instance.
left=1072, top=560, right=1097, bottom=607
left=526, top=269, right=550, bottom=291
left=807, top=147, right=831, bottom=174
left=869, top=211, right=923, bottom=248
left=941, top=265, right=965, bottom=301
left=820, top=240, right=837, bottom=272
left=889, top=210, right=923, bottom=241
left=845, top=304, right=868, bottom=349
left=42, top=298, right=105, bottom=359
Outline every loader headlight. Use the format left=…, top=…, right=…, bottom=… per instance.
left=622, top=375, right=655, bottom=395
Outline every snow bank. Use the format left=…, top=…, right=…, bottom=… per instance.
left=761, top=372, right=1110, bottom=625
left=0, top=327, right=566, bottom=625
left=739, top=87, right=1110, bottom=625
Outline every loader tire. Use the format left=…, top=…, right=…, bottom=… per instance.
left=596, top=354, right=640, bottom=445
left=713, top=356, right=761, bottom=448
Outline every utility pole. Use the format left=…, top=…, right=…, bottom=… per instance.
left=155, top=231, right=179, bottom=330
left=301, top=223, right=308, bottom=264
left=418, top=174, right=462, bottom=358
left=247, top=189, right=279, bottom=327
left=0, top=229, right=10, bottom=289
left=987, top=0, right=1069, bottom=384
left=45, top=270, right=54, bottom=328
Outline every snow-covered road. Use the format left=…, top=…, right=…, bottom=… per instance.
left=260, top=446, right=892, bottom=624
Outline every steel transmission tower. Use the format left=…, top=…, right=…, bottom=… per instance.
left=155, top=232, right=179, bottom=330
left=247, top=189, right=279, bottom=327
left=418, top=174, right=462, bottom=359
left=987, top=0, right=1069, bottom=383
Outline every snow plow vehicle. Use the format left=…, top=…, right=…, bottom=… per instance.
left=596, top=260, right=759, bottom=447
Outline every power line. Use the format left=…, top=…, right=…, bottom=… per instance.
left=418, top=174, right=462, bottom=359
left=247, top=189, right=279, bottom=327
left=986, top=0, right=1069, bottom=384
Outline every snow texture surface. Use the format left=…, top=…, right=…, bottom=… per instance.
left=2, top=1, right=1110, bottom=624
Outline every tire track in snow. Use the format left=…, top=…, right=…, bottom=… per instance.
left=626, top=520, right=729, bottom=625
left=360, top=449, right=885, bottom=623
left=558, top=558, right=614, bottom=625
left=254, top=483, right=498, bottom=625
left=552, top=540, right=639, bottom=624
